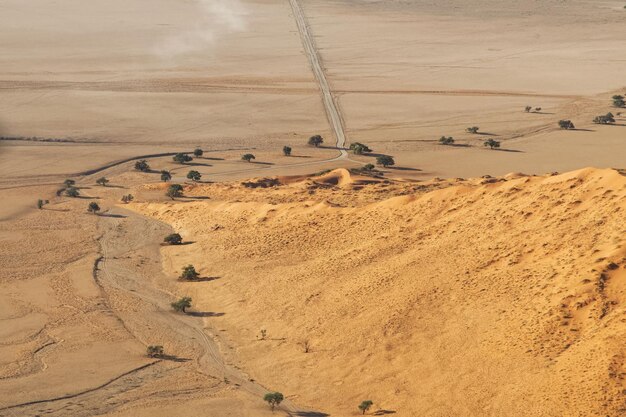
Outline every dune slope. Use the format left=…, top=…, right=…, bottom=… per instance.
left=132, top=168, right=626, bottom=416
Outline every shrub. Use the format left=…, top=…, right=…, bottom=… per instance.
left=193, top=148, right=203, bottom=157
left=146, top=345, right=164, bottom=358
left=171, top=296, right=192, bottom=313
left=164, top=233, right=183, bottom=245
left=349, top=142, right=372, bottom=154
left=593, top=112, right=616, bottom=124
left=534, top=107, right=542, bottom=112
left=173, top=153, right=193, bottom=164
left=558, top=120, right=575, bottom=129
left=180, top=265, right=199, bottom=280
left=466, top=126, right=480, bottom=134
left=121, top=194, right=134, bottom=204
left=65, top=187, right=80, bottom=198
left=96, top=177, right=109, bottom=186
left=241, top=153, right=256, bottom=162
left=376, top=155, right=395, bottom=167
left=37, top=199, right=49, bottom=209
left=263, top=392, right=284, bottom=411
left=135, top=160, right=150, bottom=172
left=166, top=184, right=184, bottom=200
left=612, top=95, right=625, bottom=108
left=524, top=106, right=532, bottom=112
left=358, top=400, right=373, bottom=415
left=64, top=179, right=76, bottom=187
left=438, top=136, right=455, bottom=145
left=283, top=146, right=292, bottom=156
left=87, top=202, right=100, bottom=214
left=160, top=170, right=172, bottom=182
left=484, top=139, right=500, bottom=149
left=187, top=170, right=201, bottom=181
left=308, top=135, right=324, bottom=147
left=363, top=163, right=375, bottom=171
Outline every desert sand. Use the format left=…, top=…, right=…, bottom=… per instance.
left=1, top=0, right=625, bottom=416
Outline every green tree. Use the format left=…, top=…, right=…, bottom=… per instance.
left=135, top=160, right=150, bottom=172
left=193, top=148, right=204, bottom=157
left=171, top=296, right=192, bottom=313
left=484, top=139, right=500, bottom=149
left=558, top=120, right=575, bottom=129
left=160, top=170, right=172, bottom=182
left=146, top=345, right=164, bottom=358
left=187, top=170, right=202, bottom=182
left=180, top=265, right=199, bottom=280
left=121, top=194, right=134, bottom=204
left=263, top=392, right=284, bottom=411
left=166, top=184, right=184, bottom=200
left=593, top=113, right=615, bottom=124
left=164, top=233, right=183, bottom=245
left=376, top=155, right=395, bottom=167
left=363, top=163, right=375, bottom=171
left=612, top=95, right=625, bottom=108
left=241, top=153, right=256, bottom=162
left=96, top=177, right=109, bottom=186
left=87, top=202, right=101, bottom=214
left=466, top=126, right=480, bottom=134
left=438, top=136, right=455, bottom=145
left=173, top=153, right=193, bottom=164
left=358, top=400, right=373, bottom=415
left=283, top=146, right=292, bottom=156
left=65, top=187, right=80, bottom=198
left=64, top=179, right=76, bottom=187
left=349, top=142, right=372, bottom=154
left=308, top=135, right=324, bottom=147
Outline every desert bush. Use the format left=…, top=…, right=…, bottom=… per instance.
left=65, top=187, right=80, bottom=198
left=180, top=265, right=199, bottom=280
left=37, top=199, right=49, bottom=209
left=376, top=155, right=395, bottom=167
left=187, top=170, right=201, bottom=181
left=524, top=106, right=532, bottom=113
left=363, top=163, right=375, bottom=171
left=534, top=107, right=542, bottom=112
left=484, top=139, right=500, bottom=149
left=96, top=177, right=109, bottom=186
left=135, top=160, right=150, bottom=172
left=164, top=233, right=183, bottom=245
left=308, top=135, right=324, bottom=147
left=439, top=136, right=455, bottom=145
left=283, top=146, right=292, bottom=156
left=593, top=113, right=616, bottom=124
left=349, top=142, right=372, bottom=154
left=166, top=184, right=184, bottom=200
left=193, top=148, right=203, bottom=157
left=121, top=194, right=134, bottom=204
left=173, top=153, right=193, bottom=164
left=160, top=170, right=172, bottom=182
left=171, top=296, right=192, bottom=313
left=558, top=120, right=575, bottom=129
left=87, top=202, right=100, bottom=214
left=263, top=392, right=284, bottom=411
left=612, top=95, right=625, bottom=108
left=466, top=126, right=480, bottom=134
left=64, top=179, right=76, bottom=187
left=358, top=400, right=374, bottom=415
left=241, top=153, right=256, bottom=162
left=146, top=345, right=164, bottom=358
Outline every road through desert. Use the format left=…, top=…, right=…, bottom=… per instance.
left=0, top=0, right=625, bottom=416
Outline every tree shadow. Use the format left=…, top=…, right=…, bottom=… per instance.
left=490, top=148, right=524, bottom=153
left=99, top=184, right=128, bottom=189
left=373, top=410, right=396, bottom=415
left=179, top=276, right=220, bottom=283
left=531, top=111, right=555, bottom=115
left=248, top=161, right=274, bottom=166
left=388, top=166, right=423, bottom=171
left=287, top=155, right=313, bottom=158
left=474, top=132, right=497, bottom=136
left=446, top=143, right=471, bottom=148
left=75, top=195, right=99, bottom=200
left=187, top=311, right=225, bottom=317
left=99, top=213, right=128, bottom=218
left=44, top=208, right=70, bottom=212
left=160, top=354, right=192, bottom=363
left=295, top=412, right=330, bottom=417
left=202, top=156, right=225, bottom=161
left=570, top=128, right=595, bottom=132
left=183, top=162, right=212, bottom=167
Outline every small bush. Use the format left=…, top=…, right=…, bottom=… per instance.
left=87, top=202, right=101, bottom=214
left=164, top=233, right=183, bottom=245
left=166, top=184, right=184, bottom=200
left=146, top=345, right=164, bottom=358
left=593, top=113, right=615, bottom=124
left=466, top=126, right=480, bottom=134
left=64, top=179, right=76, bottom=187
left=171, top=296, right=192, bottom=313
left=438, top=136, right=455, bottom=145
left=193, top=148, right=203, bottom=157
left=173, top=153, right=193, bottom=164
left=241, top=153, right=256, bottom=162
left=180, top=265, right=199, bottom=280
left=121, top=194, right=134, bottom=204
left=358, top=400, right=373, bottom=415
left=558, top=120, right=575, bottom=129
left=160, top=170, right=172, bottom=182
left=484, top=139, right=500, bottom=149
left=524, top=106, right=532, bottom=113
left=96, top=177, right=109, bottom=186
left=65, top=187, right=80, bottom=198
left=263, top=392, right=284, bottom=411
left=187, top=170, right=201, bottom=181
left=376, top=155, right=395, bottom=167
left=37, top=199, right=49, bottom=209
left=349, top=142, right=372, bottom=154
left=283, top=146, right=292, bottom=156
left=308, top=135, right=324, bottom=147
left=135, top=160, right=150, bottom=172
left=612, top=95, right=625, bottom=108
left=363, top=163, right=375, bottom=171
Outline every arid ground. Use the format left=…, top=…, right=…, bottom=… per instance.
left=0, top=0, right=625, bottom=416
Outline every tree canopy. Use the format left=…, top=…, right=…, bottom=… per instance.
left=376, top=155, right=395, bottom=167
left=263, top=392, right=284, bottom=411
left=308, top=135, right=324, bottom=147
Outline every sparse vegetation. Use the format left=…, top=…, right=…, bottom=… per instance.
left=96, top=177, right=109, bottom=186
left=593, top=112, right=615, bottom=124
left=363, top=163, right=375, bottom=171
left=87, top=202, right=100, bottom=214
left=612, top=95, right=625, bottom=108
left=349, top=142, right=372, bottom=154
left=135, top=160, right=150, bottom=172
left=376, top=155, right=395, bottom=167
left=283, top=146, right=292, bottom=156
left=160, top=170, right=172, bottom=182
left=164, top=233, right=183, bottom=245
left=146, top=345, right=164, bottom=358
left=524, top=106, right=532, bottom=112
left=121, top=194, right=134, bottom=204
left=64, top=179, right=76, bottom=187
left=358, top=400, right=374, bottom=415
left=241, top=153, right=256, bottom=162
left=438, top=136, right=455, bottom=145
left=171, top=296, right=192, bottom=313
left=263, top=392, right=284, bottom=411
left=187, top=170, right=202, bottom=182
left=299, top=339, right=311, bottom=353
left=166, top=184, right=184, bottom=200
left=173, top=153, right=193, bottom=164
left=193, top=148, right=203, bottom=157
left=558, top=119, right=575, bottom=129
left=466, top=126, right=480, bottom=134
left=65, top=187, right=80, bottom=198
left=37, top=199, right=49, bottom=209
left=484, top=139, right=500, bottom=149
left=259, top=329, right=267, bottom=340
left=534, top=107, right=542, bottom=112
left=180, top=264, right=199, bottom=280
left=308, top=134, right=324, bottom=147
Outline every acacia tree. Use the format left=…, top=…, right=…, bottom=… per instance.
left=613, top=95, right=625, bottom=108
left=87, top=202, right=101, bottom=214
left=524, top=106, right=532, bottom=112
left=135, top=160, right=150, bottom=172
left=241, top=154, right=256, bottom=162
left=166, top=184, right=184, bottom=200
left=64, top=179, right=76, bottom=188
left=187, top=170, right=202, bottom=182
left=37, top=199, right=49, bottom=209
left=171, top=296, right=192, bottom=313
left=466, top=126, right=480, bottom=134
left=376, top=155, right=395, bottom=167
left=180, top=265, right=199, bottom=280
left=173, top=153, right=193, bottom=164
left=439, top=136, right=455, bottom=145
left=484, top=139, right=500, bottom=149
left=283, top=146, right=292, bottom=156
left=593, top=113, right=615, bottom=124
left=263, top=392, right=284, bottom=411
left=161, top=170, right=172, bottom=182
left=65, top=187, right=80, bottom=198
left=308, top=135, right=324, bottom=147
left=363, top=163, right=375, bottom=171
left=121, top=194, right=134, bottom=204
left=349, top=142, right=372, bottom=154
left=96, top=177, right=109, bottom=186
left=358, top=400, right=373, bottom=415
left=146, top=345, right=164, bottom=358
left=164, top=233, right=183, bottom=245
left=193, top=148, right=203, bottom=157
left=558, top=120, right=575, bottom=129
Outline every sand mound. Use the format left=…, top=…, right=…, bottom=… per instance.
left=131, top=168, right=626, bottom=416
